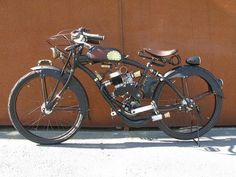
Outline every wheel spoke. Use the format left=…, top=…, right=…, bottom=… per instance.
left=54, top=105, right=80, bottom=112
left=21, top=105, right=41, bottom=120
left=46, top=120, right=53, bottom=131
left=192, top=91, right=213, bottom=101
left=158, top=104, right=181, bottom=112
left=181, top=77, right=190, bottom=97
left=29, top=114, right=43, bottom=126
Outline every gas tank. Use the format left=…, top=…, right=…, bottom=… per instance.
left=87, top=46, right=123, bottom=61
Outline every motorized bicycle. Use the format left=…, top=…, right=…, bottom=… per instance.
left=8, top=27, right=223, bottom=144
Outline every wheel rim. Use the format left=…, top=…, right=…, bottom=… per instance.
left=13, top=73, right=82, bottom=140
left=155, top=75, right=218, bottom=136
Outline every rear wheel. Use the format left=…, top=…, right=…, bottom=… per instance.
left=154, top=70, right=222, bottom=140
left=8, top=70, right=87, bottom=144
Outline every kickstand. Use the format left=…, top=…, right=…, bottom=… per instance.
left=193, top=106, right=201, bottom=147
left=193, top=128, right=200, bottom=147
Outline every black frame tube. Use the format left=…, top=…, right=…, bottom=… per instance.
left=75, top=58, right=184, bottom=126
left=47, top=56, right=188, bottom=127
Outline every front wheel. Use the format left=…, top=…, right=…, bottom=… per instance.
left=154, top=67, right=223, bottom=140
left=8, top=69, right=88, bottom=144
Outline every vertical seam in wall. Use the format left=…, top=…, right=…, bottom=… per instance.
left=206, top=0, right=214, bottom=71
left=118, top=0, right=125, bottom=54
left=190, top=1, right=195, bottom=55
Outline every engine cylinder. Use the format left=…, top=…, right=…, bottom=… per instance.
left=109, top=71, right=123, bottom=86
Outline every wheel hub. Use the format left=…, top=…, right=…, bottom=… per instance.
left=181, top=98, right=196, bottom=111
left=41, top=102, right=53, bottom=115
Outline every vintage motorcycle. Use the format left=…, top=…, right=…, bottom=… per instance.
left=8, top=27, right=223, bottom=144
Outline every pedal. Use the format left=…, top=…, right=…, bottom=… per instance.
left=151, top=114, right=163, bottom=121
left=151, top=112, right=170, bottom=122
left=164, top=112, right=170, bottom=118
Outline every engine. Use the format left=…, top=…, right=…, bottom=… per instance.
left=104, top=68, right=142, bottom=99
left=102, top=66, right=159, bottom=116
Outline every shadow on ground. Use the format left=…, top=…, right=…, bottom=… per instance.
left=1, top=127, right=236, bottom=155
left=43, top=136, right=236, bottom=155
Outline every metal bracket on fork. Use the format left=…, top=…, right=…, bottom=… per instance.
left=37, top=60, right=52, bottom=66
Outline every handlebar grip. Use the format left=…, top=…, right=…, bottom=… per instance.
left=95, top=35, right=105, bottom=41
left=83, top=32, right=105, bottom=41
left=87, top=39, right=100, bottom=44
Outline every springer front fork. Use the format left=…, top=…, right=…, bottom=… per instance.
left=44, top=69, right=74, bottom=113
left=37, top=61, right=75, bottom=115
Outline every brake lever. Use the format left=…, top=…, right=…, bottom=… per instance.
left=78, top=27, right=90, bottom=33
left=71, top=27, right=90, bottom=39
left=64, top=44, right=81, bottom=51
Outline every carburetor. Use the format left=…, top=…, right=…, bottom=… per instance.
left=109, top=71, right=134, bottom=88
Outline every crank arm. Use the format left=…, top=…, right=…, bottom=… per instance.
left=130, top=101, right=157, bottom=114
left=130, top=101, right=170, bottom=121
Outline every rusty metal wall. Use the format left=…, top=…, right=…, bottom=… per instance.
left=0, top=0, right=236, bottom=126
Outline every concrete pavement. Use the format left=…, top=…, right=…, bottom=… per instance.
left=0, top=128, right=236, bottom=177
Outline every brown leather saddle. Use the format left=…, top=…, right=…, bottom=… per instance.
left=143, top=48, right=178, bottom=57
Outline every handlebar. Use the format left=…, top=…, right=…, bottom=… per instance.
left=47, top=27, right=105, bottom=54
left=71, top=27, right=105, bottom=45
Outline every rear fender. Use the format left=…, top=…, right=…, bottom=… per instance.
left=162, top=65, right=224, bottom=97
left=31, top=65, right=89, bottom=118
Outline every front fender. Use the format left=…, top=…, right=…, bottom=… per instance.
left=31, top=65, right=61, bottom=72
left=163, top=65, right=223, bottom=97
left=31, top=65, right=89, bottom=118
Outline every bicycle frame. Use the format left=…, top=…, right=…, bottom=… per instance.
left=43, top=48, right=188, bottom=127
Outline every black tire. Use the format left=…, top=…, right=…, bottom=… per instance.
left=8, top=69, right=88, bottom=145
left=154, top=69, right=223, bottom=140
